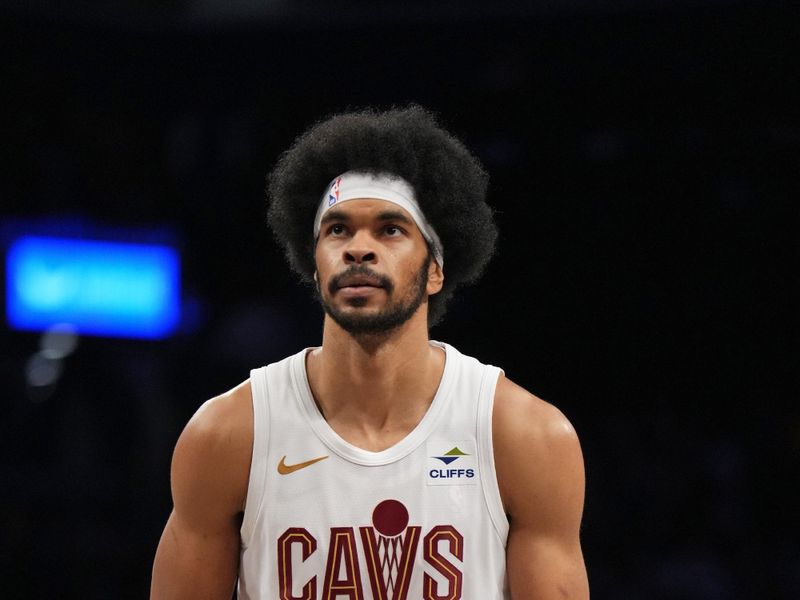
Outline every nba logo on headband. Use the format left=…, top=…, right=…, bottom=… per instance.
left=328, top=177, right=341, bottom=207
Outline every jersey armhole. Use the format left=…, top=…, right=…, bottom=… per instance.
left=477, top=366, right=511, bottom=545
left=240, top=366, right=271, bottom=548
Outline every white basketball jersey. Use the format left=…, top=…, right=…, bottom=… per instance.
left=238, top=341, right=510, bottom=599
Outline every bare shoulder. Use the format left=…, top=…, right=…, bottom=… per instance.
left=179, top=380, right=253, bottom=446
left=493, top=375, right=581, bottom=459
left=176, top=380, right=254, bottom=467
left=492, top=375, right=585, bottom=525
left=172, top=380, right=254, bottom=516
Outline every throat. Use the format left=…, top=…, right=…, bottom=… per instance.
left=304, top=342, right=447, bottom=450
left=308, top=361, right=431, bottom=451
left=324, top=420, right=422, bottom=453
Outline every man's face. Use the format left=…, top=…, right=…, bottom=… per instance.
left=314, top=199, right=443, bottom=336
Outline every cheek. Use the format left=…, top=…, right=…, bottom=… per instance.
left=314, top=248, right=336, bottom=278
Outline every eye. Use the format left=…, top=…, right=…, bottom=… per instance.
left=384, top=225, right=404, bottom=236
left=328, top=224, right=346, bottom=236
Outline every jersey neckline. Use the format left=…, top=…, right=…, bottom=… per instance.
left=289, top=340, right=457, bottom=466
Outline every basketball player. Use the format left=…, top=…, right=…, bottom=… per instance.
left=151, top=106, right=589, bottom=599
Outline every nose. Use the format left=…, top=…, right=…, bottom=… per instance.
left=343, top=231, right=377, bottom=265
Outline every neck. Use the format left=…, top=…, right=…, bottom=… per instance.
left=305, top=308, right=445, bottom=443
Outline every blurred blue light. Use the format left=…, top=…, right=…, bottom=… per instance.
left=6, top=236, right=180, bottom=339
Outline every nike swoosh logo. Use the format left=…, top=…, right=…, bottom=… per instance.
left=277, top=455, right=329, bottom=475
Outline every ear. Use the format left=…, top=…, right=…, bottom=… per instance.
left=426, top=260, right=444, bottom=295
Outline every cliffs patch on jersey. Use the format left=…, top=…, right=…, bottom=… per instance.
left=277, top=499, right=464, bottom=600
left=426, top=441, right=478, bottom=486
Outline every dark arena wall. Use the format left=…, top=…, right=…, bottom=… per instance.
left=1, top=1, right=797, bottom=598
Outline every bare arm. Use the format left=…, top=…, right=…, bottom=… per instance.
left=494, top=376, right=589, bottom=600
left=151, top=381, right=253, bottom=600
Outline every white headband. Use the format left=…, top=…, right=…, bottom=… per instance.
left=313, top=171, right=444, bottom=267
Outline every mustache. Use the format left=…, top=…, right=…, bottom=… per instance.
left=328, top=265, right=394, bottom=295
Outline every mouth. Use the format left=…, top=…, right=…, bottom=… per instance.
left=328, top=269, right=392, bottom=297
left=336, top=275, right=384, bottom=290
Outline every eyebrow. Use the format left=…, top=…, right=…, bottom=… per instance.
left=376, top=210, right=413, bottom=225
left=319, top=209, right=414, bottom=227
left=319, top=209, right=351, bottom=227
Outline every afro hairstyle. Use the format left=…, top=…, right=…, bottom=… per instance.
left=266, top=105, right=497, bottom=326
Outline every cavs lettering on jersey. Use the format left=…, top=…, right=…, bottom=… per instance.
left=239, top=342, right=510, bottom=599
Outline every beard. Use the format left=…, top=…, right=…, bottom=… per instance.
left=318, top=256, right=431, bottom=336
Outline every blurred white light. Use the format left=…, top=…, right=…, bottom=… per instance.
left=40, top=323, right=79, bottom=359
left=25, top=353, right=63, bottom=388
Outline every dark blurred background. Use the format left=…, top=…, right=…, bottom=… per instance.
left=1, top=1, right=797, bottom=598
